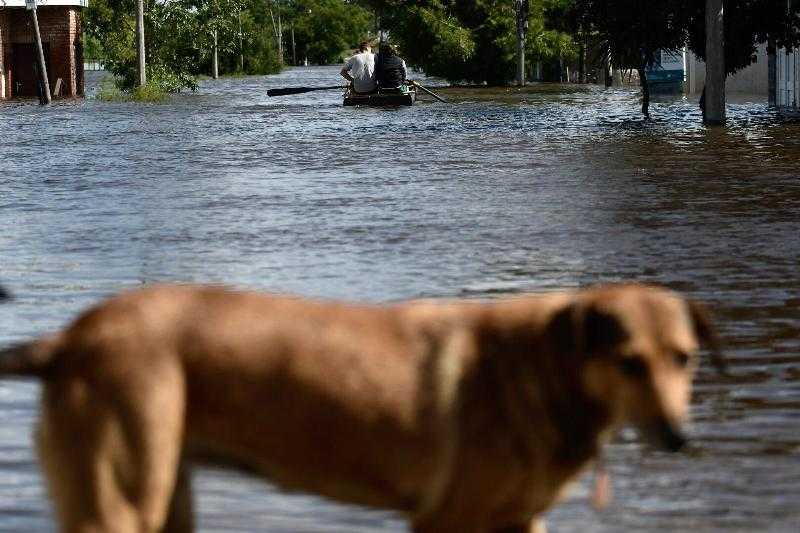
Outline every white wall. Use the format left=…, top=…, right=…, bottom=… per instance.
left=685, top=43, right=769, bottom=98
left=776, top=48, right=798, bottom=108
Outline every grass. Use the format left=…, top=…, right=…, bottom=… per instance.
left=95, top=78, right=170, bottom=103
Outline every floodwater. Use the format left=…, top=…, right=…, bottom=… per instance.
left=0, top=65, right=799, bottom=532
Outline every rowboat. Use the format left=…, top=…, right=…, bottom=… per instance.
left=343, top=85, right=417, bottom=107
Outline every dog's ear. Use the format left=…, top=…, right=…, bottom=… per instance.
left=583, top=306, right=628, bottom=355
left=687, top=299, right=726, bottom=374
left=548, top=303, right=628, bottom=358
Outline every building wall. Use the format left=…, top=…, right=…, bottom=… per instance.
left=685, top=43, right=769, bottom=98
left=776, top=48, right=798, bottom=109
left=0, top=6, right=83, bottom=99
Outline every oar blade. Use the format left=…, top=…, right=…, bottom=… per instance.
left=267, top=87, right=313, bottom=97
left=268, top=85, right=347, bottom=97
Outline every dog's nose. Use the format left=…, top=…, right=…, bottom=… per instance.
left=655, top=419, right=687, bottom=452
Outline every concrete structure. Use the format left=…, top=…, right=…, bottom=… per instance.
left=776, top=47, right=798, bottom=109
left=0, top=0, right=88, bottom=99
left=685, top=43, right=769, bottom=98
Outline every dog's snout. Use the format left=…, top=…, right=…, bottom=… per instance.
left=654, top=419, right=687, bottom=452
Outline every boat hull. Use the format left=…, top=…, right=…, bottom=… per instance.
left=343, top=87, right=416, bottom=107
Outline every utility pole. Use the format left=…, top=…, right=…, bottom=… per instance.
left=212, top=29, right=219, bottom=79
left=136, top=0, right=146, bottom=86
left=26, top=0, right=50, bottom=104
left=704, top=0, right=725, bottom=125
left=515, top=0, right=528, bottom=86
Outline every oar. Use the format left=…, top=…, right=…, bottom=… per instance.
left=410, top=81, right=448, bottom=103
left=268, top=85, right=348, bottom=97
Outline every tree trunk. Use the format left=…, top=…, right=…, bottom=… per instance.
left=212, top=29, right=219, bottom=79
left=700, top=85, right=707, bottom=122
left=291, top=25, right=296, bottom=66
left=30, top=6, right=51, bottom=104
left=638, top=66, right=650, bottom=118
left=704, top=0, right=725, bottom=125
left=767, top=37, right=777, bottom=107
left=578, top=41, right=586, bottom=84
left=515, top=0, right=527, bottom=86
left=277, top=10, right=283, bottom=65
left=269, top=3, right=283, bottom=65
left=238, top=12, right=244, bottom=72
left=136, top=0, right=146, bottom=86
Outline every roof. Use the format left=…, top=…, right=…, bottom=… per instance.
left=0, top=0, right=88, bottom=7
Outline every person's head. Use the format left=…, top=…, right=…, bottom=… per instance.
left=358, top=41, right=371, bottom=53
left=379, top=43, right=396, bottom=57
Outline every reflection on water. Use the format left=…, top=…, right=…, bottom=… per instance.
left=1, top=66, right=799, bottom=531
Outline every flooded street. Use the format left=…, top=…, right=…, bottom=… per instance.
left=1, top=65, right=799, bottom=531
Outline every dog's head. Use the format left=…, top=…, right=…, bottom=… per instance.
left=549, top=284, right=722, bottom=452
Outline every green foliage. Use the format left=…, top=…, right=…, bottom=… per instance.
left=95, top=76, right=169, bottom=102
left=553, top=1, right=692, bottom=71
left=686, top=0, right=800, bottom=74
left=555, top=0, right=800, bottom=76
left=287, top=0, right=374, bottom=65
left=392, top=5, right=476, bottom=81
left=358, top=1, right=576, bottom=84
left=84, top=0, right=284, bottom=92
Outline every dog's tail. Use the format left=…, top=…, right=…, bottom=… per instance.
left=0, top=286, right=59, bottom=378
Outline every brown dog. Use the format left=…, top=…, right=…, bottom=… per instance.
left=0, top=283, right=721, bottom=533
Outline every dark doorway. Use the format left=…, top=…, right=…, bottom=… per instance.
left=10, top=43, right=51, bottom=97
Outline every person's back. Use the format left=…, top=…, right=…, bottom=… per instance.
left=341, top=42, right=376, bottom=94
left=375, top=44, right=407, bottom=89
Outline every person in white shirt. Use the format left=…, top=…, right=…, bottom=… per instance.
left=340, top=41, right=376, bottom=94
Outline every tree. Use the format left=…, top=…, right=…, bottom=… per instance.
left=551, top=1, right=694, bottom=117
left=358, top=1, right=576, bottom=85
left=289, top=0, right=373, bottom=65
left=553, top=0, right=800, bottom=120
left=84, top=0, right=284, bottom=92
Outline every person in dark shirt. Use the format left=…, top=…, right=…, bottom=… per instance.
left=375, top=43, right=408, bottom=90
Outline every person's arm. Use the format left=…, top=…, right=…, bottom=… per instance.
left=341, top=58, right=354, bottom=82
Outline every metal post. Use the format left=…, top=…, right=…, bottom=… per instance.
left=27, top=0, right=51, bottom=104
left=136, top=0, right=146, bottom=86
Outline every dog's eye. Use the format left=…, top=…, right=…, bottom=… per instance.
left=618, top=357, right=647, bottom=379
left=674, top=351, right=691, bottom=368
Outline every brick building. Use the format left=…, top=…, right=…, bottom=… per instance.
left=0, top=0, right=88, bottom=99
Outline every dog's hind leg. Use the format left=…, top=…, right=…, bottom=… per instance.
left=37, top=359, right=186, bottom=533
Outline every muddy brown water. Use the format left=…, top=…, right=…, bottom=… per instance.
left=0, top=66, right=798, bottom=532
